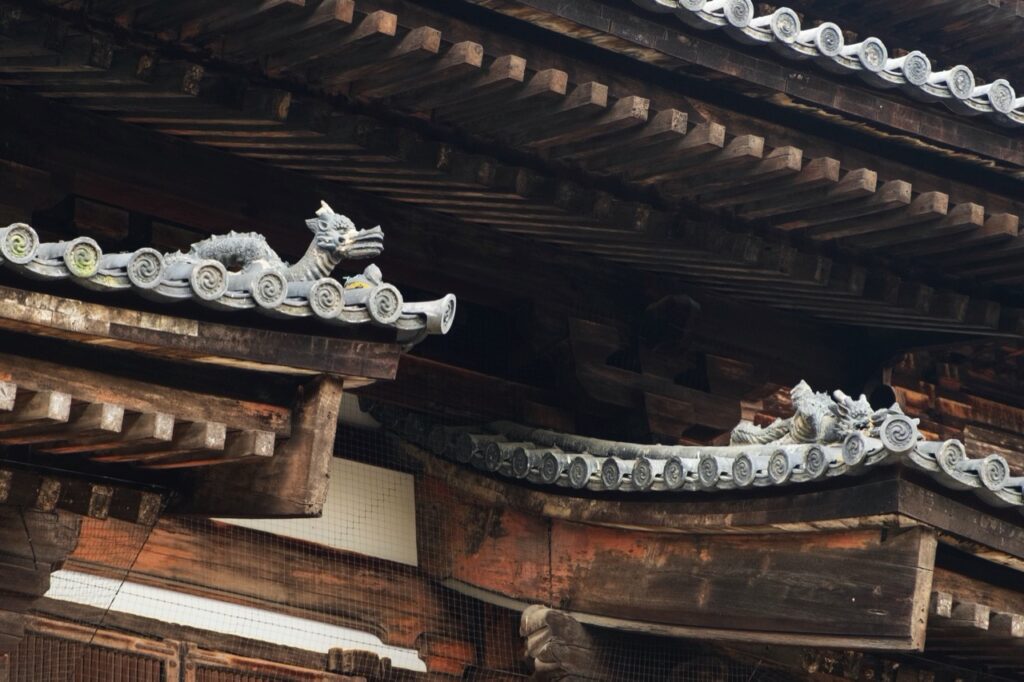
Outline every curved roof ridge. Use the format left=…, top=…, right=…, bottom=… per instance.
left=632, top=0, right=1024, bottom=129
left=0, top=203, right=455, bottom=344
left=368, top=385, right=1024, bottom=514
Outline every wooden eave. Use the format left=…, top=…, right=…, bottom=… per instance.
left=401, top=439, right=1024, bottom=671
left=4, top=5, right=1024, bottom=341
left=0, top=283, right=403, bottom=379
left=454, top=0, right=1024, bottom=172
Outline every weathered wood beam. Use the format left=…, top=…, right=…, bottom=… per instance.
left=352, top=40, right=485, bottom=101
left=68, top=515, right=478, bottom=653
left=418, top=471, right=938, bottom=650
left=41, top=411, right=174, bottom=455
left=0, top=351, right=290, bottom=436
left=89, top=420, right=227, bottom=463
left=221, top=0, right=356, bottom=59
left=399, top=53, right=525, bottom=111
left=311, top=24, right=441, bottom=89
left=0, top=284, right=402, bottom=379
left=738, top=167, right=876, bottom=221
left=141, top=429, right=276, bottom=469
left=180, top=376, right=343, bottom=516
left=0, top=389, right=70, bottom=432
left=266, top=10, right=397, bottom=75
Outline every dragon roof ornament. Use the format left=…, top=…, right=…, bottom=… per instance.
left=369, top=381, right=1024, bottom=513
left=631, top=0, right=1024, bottom=128
left=0, top=202, right=456, bottom=344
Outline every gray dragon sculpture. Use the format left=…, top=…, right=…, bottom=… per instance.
left=0, top=201, right=455, bottom=341
left=730, top=380, right=903, bottom=446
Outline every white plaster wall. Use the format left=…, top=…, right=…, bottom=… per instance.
left=45, top=570, right=426, bottom=672
left=217, top=457, right=418, bottom=566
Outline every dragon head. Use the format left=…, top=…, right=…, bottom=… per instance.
left=831, top=389, right=902, bottom=436
left=305, top=201, right=384, bottom=260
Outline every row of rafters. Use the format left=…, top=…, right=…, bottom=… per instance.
left=2, top=2, right=1024, bottom=336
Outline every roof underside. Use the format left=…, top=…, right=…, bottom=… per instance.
left=3, top=0, right=1024, bottom=341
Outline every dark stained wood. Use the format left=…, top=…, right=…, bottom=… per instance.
left=0, top=284, right=402, bottom=379
left=418, top=472, right=937, bottom=650
left=0, top=351, right=290, bottom=436
left=68, top=515, right=477, bottom=653
left=181, top=376, right=343, bottom=517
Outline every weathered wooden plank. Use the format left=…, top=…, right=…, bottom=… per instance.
left=141, top=429, right=276, bottom=469
left=0, top=285, right=402, bottom=379
left=0, top=390, right=70, bottom=431
left=41, top=411, right=174, bottom=454
left=68, top=515, right=474, bottom=650
left=221, top=0, right=356, bottom=59
left=266, top=10, right=398, bottom=75
left=399, top=53, right=526, bottom=111
left=180, top=376, right=343, bottom=516
left=0, top=401, right=123, bottom=445
left=739, top=168, right=877, bottom=222
left=90, top=420, right=226, bottom=463
left=418, top=474, right=937, bottom=650
left=352, top=40, right=485, bottom=101
left=0, top=352, right=290, bottom=436
left=312, top=24, right=441, bottom=89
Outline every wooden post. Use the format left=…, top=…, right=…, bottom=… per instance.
left=181, top=375, right=345, bottom=517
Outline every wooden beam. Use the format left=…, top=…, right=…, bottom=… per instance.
left=419, top=472, right=938, bottom=650
left=68, top=515, right=477, bottom=652
left=180, top=376, right=344, bottom=516
left=0, top=284, right=402, bottom=379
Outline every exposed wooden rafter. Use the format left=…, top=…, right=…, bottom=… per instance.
left=0, top=3, right=1021, bottom=340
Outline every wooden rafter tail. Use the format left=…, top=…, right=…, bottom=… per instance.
left=265, top=10, right=398, bottom=76
left=352, top=40, right=485, bottom=102
left=738, top=167, right=878, bottom=223
left=850, top=201, right=984, bottom=250
left=501, top=80, right=610, bottom=144
left=698, top=150, right=834, bottom=210
left=929, top=592, right=991, bottom=632
left=39, top=411, right=175, bottom=455
left=398, top=53, right=527, bottom=112
left=642, top=133, right=764, bottom=186
left=806, top=189, right=947, bottom=242
left=775, top=178, right=915, bottom=235
left=0, top=401, right=124, bottom=445
left=882, top=210, right=1017, bottom=258
left=930, top=216, right=1024, bottom=277
left=310, top=25, right=442, bottom=92
left=221, top=0, right=356, bottom=59
left=619, top=123, right=727, bottom=183
left=559, top=107, right=687, bottom=164
left=682, top=145, right=804, bottom=201
left=0, top=381, right=14, bottom=412
left=140, top=429, right=276, bottom=469
left=525, top=93, right=651, bottom=151
left=435, top=67, right=568, bottom=125
left=0, top=389, right=71, bottom=432
left=89, top=421, right=226, bottom=464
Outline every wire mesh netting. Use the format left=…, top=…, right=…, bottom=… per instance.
left=1, top=411, right=811, bottom=681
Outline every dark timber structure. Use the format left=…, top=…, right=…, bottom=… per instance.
left=3, top=0, right=1024, bottom=679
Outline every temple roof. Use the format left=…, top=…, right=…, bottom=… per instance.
left=0, top=202, right=455, bottom=346
left=631, top=0, right=1023, bottom=128
left=368, top=382, right=1024, bottom=514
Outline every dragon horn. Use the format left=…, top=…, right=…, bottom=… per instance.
left=316, top=200, right=334, bottom=216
